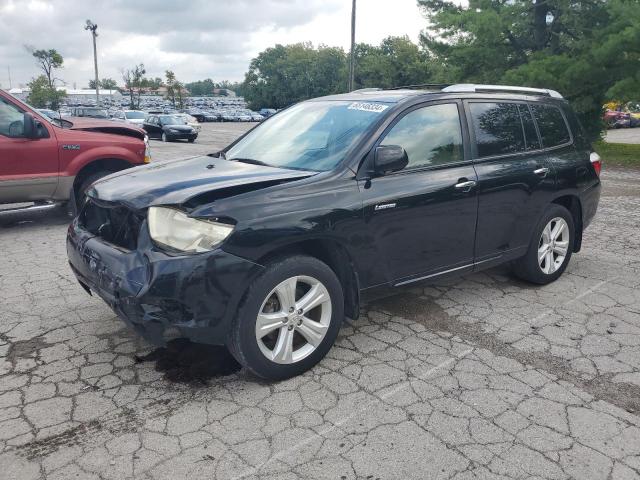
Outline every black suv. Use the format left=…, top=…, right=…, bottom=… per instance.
left=67, top=84, right=602, bottom=380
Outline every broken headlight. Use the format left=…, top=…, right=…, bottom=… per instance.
left=147, top=207, right=233, bottom=253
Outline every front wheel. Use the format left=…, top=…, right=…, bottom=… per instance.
left=512, top=204, right=575, bottom=285
left=228, top=255, right=344, bottom=380
left=161, top=132, right=168, bottom=142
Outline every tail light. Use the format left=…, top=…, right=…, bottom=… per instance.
left=590, top=152, right=602, bottom=177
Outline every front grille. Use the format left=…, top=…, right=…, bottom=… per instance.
left=80, top=200, right=143, bottom=250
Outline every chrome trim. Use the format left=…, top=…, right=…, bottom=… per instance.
left=394, top=263, right=472, bottom=287
left=443, top=84, right=563, bottom=99
left=454, top=180, right=477, bottom=189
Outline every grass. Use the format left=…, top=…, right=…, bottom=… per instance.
left=594, top=141, right=640, bottom=167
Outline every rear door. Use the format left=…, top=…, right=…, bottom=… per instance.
left=360, top=101, right=478, bottom=285
left=465, top=100, right=555, bottom=265
left=0, top=96, right=59, bottom=203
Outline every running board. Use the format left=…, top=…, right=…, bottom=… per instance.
left=0, top=202, right=65, bottom=216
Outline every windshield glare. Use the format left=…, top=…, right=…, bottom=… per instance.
left=159, top=115, right=182, bottom=125
left=226, top=100, right=388, bottom=171
left=125, top=111, right=146, bottom=119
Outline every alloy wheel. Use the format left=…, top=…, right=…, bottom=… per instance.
left=538, top=217, right=569, bottom=274
left=255, top=275, right=332, bottom=364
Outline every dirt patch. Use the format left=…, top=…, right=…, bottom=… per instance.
left=371, top=292, right=640, bottom=415
left=135, top=338, right=241, bottom=384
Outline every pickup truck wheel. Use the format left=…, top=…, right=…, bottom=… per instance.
left=74, top=170, right=113, bottom=211
left=228, top=255, right=344, bottom=380
left=512, top=204, right=575, bottom=285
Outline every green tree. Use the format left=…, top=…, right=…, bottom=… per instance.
left=418, top=0, right=640, bottom=138
left=243, top=43, right=347, bottom=109
left=121, top=64, right=146, bottom=109
left=27, top=75, right=66, bottom=109
left=27, top=47, right=64, bottom=90
left=165, top=70, right=177, bottom=106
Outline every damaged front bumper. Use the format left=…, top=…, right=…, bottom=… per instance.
left=66, top=218, right=263, bottom=346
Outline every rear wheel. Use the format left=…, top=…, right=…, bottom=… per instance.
left=513, top=204, right=575, bottom=285
left=228, top=255, right=344, bottom=380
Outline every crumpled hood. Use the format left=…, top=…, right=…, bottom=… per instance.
left=88, top=156, right=315, bottom=210
left=65, top=117, right=146, bottom=139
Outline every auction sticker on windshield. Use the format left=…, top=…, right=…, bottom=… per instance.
left=348, top=102, right=389, bottom=113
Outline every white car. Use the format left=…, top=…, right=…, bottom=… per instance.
left=173, top=113, right=202, bottom=132
left=112, top=110, right=147, bottom=126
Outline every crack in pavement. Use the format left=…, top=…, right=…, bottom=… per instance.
left=372, top=292, right=640, bottom=416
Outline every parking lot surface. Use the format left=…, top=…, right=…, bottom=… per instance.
left=1, top=124, right=640, bottom=479
left=605, top=128, right=640, bottom=144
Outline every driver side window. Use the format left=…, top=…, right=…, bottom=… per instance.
left=0, top=97, right=26, bottom=138
left=381, top=103, right=464, bottom=170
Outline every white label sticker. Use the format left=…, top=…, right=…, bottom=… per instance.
left=348, top=102, right=389, bottom=113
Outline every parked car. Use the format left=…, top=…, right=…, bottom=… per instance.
left=67, top=84, right=601, bottom=380
left=111, top=110, right=147, bottom=126
left=173, top=113, right=202, bottom=132
left=143, top=114, right=198, bottom=142
left=186, top=108, right=205, bottom=123
left=259, top=108, right=277, bottom=118
left=0, top=88, right=151, bottom=213
left=68, top=107, right=110, bottom=119
left=249, top=112, right=265, bottom=122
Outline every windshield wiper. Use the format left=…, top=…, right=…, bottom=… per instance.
left=231, top=157, right=271, bottom=167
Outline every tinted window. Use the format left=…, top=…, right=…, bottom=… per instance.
left=381, top=103, right=463, bottom=169
left=0, top=97, right=26, bottom=137
left=518, top=104, right=541, bottom=150
left=530, top=104, right=571, bottom=147
left=469, top=102, right=525, bottom=158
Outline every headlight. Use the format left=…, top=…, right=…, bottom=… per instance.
left=148, top=207, right=234, bottom=253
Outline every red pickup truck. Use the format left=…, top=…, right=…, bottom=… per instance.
left=0, top=88, right=150, bottom=214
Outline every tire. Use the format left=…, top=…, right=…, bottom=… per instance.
left=162, top=132, right=168, bottom=142
left=512, top=204, right=575, bottom=285
left=228, top=255, right=344, bottom=380
left=74, top=170, right=113, bottom=211
left=188, top=137, right=196, bottom=143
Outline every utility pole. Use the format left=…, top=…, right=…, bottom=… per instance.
left=7, top=66, right=11, bottom=89
left=348, top=0, right=356, bottom=91
left=85, top=20, right=100, bottom=106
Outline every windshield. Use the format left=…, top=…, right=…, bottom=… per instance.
left=159, top=115, right=182, bottom=125
left=125, top=111, right=146, bottom=119
left=225, top=100, right=388, bottom=171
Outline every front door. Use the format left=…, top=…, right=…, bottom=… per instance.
left=0, top=96, right=59, bottom=203
left=360, top=102, right=478, bottom=285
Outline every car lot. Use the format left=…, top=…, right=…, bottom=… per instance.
left=605, top=127, right=640, bottom=145
left=1, top=123, right=639, bottom=480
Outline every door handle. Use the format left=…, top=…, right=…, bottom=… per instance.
left=534, top=167, right=550, bottom=177
left=454, top=180, right=477, bottom=191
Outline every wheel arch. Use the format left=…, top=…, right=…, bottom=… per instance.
left=255, top=238, right=361, bottom=320
left=551, top=194, right=583, bottom=252
left=72, top=158, right=134, bottom=196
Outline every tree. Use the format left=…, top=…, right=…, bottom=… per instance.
left=165, top=70, right=177, bottom=107
left=27, top=75, right=66, bottom=109
left=121, top=64, right=146, bottom=109
left=417, top=0, right=640, bottom=138
left=243, top=43, right=347, bottom=109
left=27, top=47, right=64, bottom=90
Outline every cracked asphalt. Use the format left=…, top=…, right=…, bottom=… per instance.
left=1, top=124, right=640, bottom=479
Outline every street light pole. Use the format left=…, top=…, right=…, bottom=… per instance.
left=85, top=20, right=99, bottom=106
left=348, top=0, right=356, bottom=91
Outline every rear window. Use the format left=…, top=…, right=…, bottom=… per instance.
left=469, top=102, right=525, bottom=158
left=530, top=104, right=571, bottom=148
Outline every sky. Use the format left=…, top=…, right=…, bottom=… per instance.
left=0, top=0, right=430, bottom=89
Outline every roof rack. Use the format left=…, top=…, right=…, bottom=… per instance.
left=387, top=83, right=452, bottom=91
left=441, top=83, right=563, bottom=99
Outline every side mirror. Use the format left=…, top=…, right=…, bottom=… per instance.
left=23, top=112, right=37, bottom=139
left=374, top=145, right=408, bottom=175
